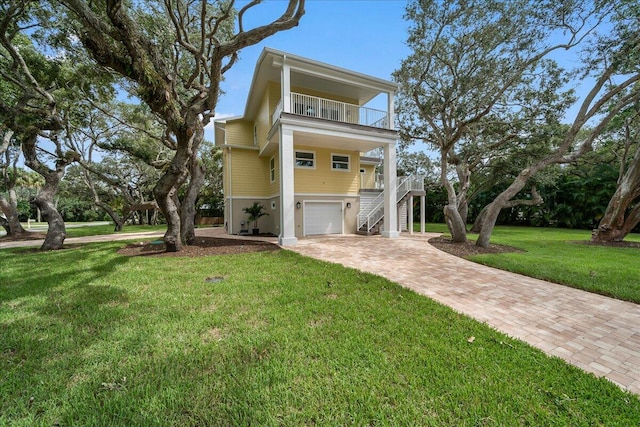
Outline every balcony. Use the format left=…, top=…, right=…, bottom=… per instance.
left=272, top=92, right=390, bottom=129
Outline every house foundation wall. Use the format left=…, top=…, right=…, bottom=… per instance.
left=227, top=197, right=280, bottom=236
left=226, top=195, right=359, bottom=238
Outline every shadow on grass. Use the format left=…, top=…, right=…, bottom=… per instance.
left=0, top=243, right=131, bottom=303
left=0, top=242, right=137, bottom=421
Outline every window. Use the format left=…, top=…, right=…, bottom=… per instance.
left=331, top=154, right=350, bottom=171
left=295, top=151, right=315, bottom=169
left=269, top=157, right=276, bottom=183
left=253, top=123, right=258, bottom=146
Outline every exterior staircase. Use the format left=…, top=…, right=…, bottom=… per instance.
left=357, top=176, right=425, bottom=235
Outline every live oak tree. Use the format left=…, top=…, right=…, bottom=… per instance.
left=474, top=2, right=640, bottom=247
left=58, top=0, right=305, bottom=252
left=69, top=101, right=168, bottom=231
left=0, top=3, right=74, bottom=250
left=395, top=0, right=640, bottom=247
left=592, top=102, right=640, bottom=242
left=394, top=0, right=591, bottom=242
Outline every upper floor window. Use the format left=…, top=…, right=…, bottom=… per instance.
left=269, top=157, right=276, bottom=182
left=331, top=154, right=350, bottom=171
left=253, top=123, right=258, bottom=146
left=295, top=151, right=315, bottom=169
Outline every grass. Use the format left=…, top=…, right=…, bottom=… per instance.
left=1, top=243, right=639, bottom=426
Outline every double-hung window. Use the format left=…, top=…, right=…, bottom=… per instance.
left=331, top=154, right=350, bottom=171
left=269, top=157, right=276, bottom=182
left=295, top=151, right=315, bottom=169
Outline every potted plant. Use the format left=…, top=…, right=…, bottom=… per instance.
left=243, top=202, right=268, bottom=235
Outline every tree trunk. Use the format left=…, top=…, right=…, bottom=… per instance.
left=22, top=131, right=68, bottom=251
left=154, top=171, right=185, bottom=252
left=476, top=199, right=506, bottom=248
left=470, top=205, right=489, bottom=233
left=0, top=194, right=26, bottom=236
left=0, top=215, right=9, bottom=234
left=455, top=162, right=471, bottom=225
left=444, top=204, right=467, bottom=242
left=476, top=174, right=542, bottom=248
left=458, top=197, right=469, bottom=225
left=154, top=123, right=201, bottom=252
left=180, top=157, right=205, bottom=245
left=33, top=185, right=66, bottom=250
left=95, top=200, right=125, bottom=232
left=592, top=144, right=640, bottom=242
left=441, top=152, right=467, bottom=242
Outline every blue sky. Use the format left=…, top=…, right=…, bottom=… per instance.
left=215, top=0, right=411, bottom=119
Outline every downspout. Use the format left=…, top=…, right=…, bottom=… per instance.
left=227, top=146, right=233, bottom=234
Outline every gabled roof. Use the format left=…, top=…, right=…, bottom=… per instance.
left=239, top=47, right=399, bottom=122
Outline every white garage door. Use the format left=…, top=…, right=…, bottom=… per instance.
left=304, top=202, right=343, bottom=236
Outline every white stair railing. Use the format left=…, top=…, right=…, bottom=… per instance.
left=358, top=176, right=421, bottom=233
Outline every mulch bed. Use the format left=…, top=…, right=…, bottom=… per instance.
left=117, top=236, right=280, bottom=257
left=428, top=236, right=523, bottom=258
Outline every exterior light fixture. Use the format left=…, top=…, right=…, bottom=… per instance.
left=346, top=202, right=352, bottom=209
left=296, top=202, right=301, bottom=209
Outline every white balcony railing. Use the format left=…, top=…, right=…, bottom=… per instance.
left=273, top=93, right=390, bottom=129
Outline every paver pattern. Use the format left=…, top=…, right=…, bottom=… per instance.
left=287, top=233, right=640, bottom=395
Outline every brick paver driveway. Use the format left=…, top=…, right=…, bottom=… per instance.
left=287, top=233, right=640, bottom=395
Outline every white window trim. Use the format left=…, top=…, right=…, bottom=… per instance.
left=331, top=153, right=351, bottom=172
left=295, top=150, right=316, bottom=169
left=269, top=156, right=276, bottom=183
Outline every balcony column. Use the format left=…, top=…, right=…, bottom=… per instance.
left=420, top=195, right=426, bottom=234
left=279, top=126, right=297, bottom=245
left=408, top=194, right=414, bottom=235
left=382, top=142, right=399, bottom=238
left=281, top=61, right=291, bottom=113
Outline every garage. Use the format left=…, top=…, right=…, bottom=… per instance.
left=303, top=201, right=343, bottom=236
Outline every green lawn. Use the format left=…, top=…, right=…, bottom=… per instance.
left=1, top=243, right=638, bottom=426
left=416, top=224, right=640, bottom=304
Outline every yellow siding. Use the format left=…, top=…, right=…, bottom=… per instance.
left=230, top=148, right=270, bottom=197
left=294, top=146, right=359, bottom=194
left=225, top=120, right=254, bottom=147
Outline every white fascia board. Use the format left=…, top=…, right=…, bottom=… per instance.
left=280, top=117, right=398, bottom=145
left=213, top=115, right=244, bottom=123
